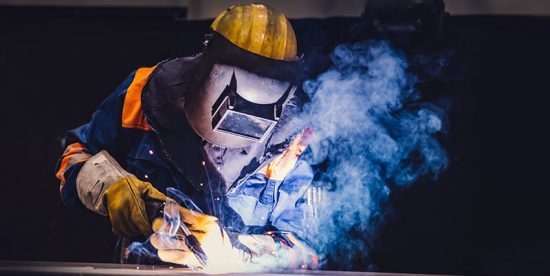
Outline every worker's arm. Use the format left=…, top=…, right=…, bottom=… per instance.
left=154, top=133, right=319, bottom=269
left=240, top=159, right=318, bottom=269
left=55, top=67, right=164, bottom=238
left=228, top=131, right=319, bottom=269
left=150, top=165, right=319, bottom=269
left=55, top=71, right=135, bottom=208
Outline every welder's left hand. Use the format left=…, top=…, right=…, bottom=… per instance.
left=149, top=202, right=246, bottom=270
left=237, top=232, right=319, bottom=270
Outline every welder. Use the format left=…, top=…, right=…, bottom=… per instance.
left=55, top=3, right=317, bottom=269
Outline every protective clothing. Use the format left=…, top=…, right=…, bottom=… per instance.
left=76, top=150, right=135, bottom=215
left=55, top=4, right=317, bottom=269
left=150, top=202, right=243, bottom=269
left=55, top=55, right=316, bottom=265
left=258, top=128, right=311, bottom=181
left=211, top=3, right=297, bottom=61
left=103, top=176, right=166, bottom=237
left=184, top=4, right=303, bottom=149
left=238, top=232, right=318, bottom=269
left=149, top=201, right=317, bottom=269
left=75, top=150, right=165, bottom=237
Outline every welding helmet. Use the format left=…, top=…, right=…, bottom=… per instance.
left=185, top=4, right=303, bottom=149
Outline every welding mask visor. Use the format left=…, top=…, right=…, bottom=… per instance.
left=210, top=66, right=295, bottom=142
left=185, top=32, right=303, bottom=148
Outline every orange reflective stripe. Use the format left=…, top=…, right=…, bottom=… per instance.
left=121, top=66, right=157, bottom=131
left=56, top=154, right=89, bottom=180
left=259, top=128, right=314, bottom=180
left=56, top=142, right=91, bottom=190
left=63, top=148, right=84, bottom=157
left=66, top=143, right=85, bottom=150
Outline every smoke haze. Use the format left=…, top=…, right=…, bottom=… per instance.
left=300, top=40, right=449, bottom=268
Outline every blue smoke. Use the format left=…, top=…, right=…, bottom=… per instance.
left=299, top=40, right=448, bottom=268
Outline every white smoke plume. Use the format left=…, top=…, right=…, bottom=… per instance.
left=299, top=40, right=448, bottom=269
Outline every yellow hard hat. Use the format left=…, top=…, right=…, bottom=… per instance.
left=210, top=3, right=298, bottom=61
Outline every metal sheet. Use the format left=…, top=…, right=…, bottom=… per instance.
left=0, top=261, right=442, bottom=276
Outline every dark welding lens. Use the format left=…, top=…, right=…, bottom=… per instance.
left=216, top=111, right=275, bottom=141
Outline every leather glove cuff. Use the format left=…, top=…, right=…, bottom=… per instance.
left=76, top=150, right=135, bottom=215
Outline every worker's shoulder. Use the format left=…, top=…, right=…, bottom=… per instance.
left=146, top=54, right=202, bottom=86
left=120, top=54, right=200, bottom=131
left=119, top=62, right=158, bottom=131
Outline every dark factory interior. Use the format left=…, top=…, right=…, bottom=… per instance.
left=1, top=0, right=549, bottom=275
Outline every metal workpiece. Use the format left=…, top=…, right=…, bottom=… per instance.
left=0, top=261, right=446, bottom=275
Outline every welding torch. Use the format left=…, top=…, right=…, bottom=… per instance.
left=145, top=199, right=209, bottom=268
left=178, top=219, right=208, bottom=267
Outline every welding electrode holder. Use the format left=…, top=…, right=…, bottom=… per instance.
left=119, top=199, right=167, bottom=265
left=144, top=199, right=165, bottom=223
left=144, top=199, right=209, bottom=268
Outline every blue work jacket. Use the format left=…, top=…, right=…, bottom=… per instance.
left=56, top=56, right=314, bottom=240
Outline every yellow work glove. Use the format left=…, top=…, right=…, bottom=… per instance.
left=103, top=176, right=166, bottom=238
left=149, top=202, right=245, bottom=271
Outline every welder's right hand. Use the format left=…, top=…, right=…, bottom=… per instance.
left=75, top=150, right=166, bottom=238
left=103, top=176, right=166, bottom=237
left=149, top=202, right=246, bottom=270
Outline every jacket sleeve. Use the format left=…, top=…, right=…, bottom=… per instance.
left=228, top=131, right=316, bottom=241
left=269, top=159, right=315, bottom=240
left=235, top=158, right=318, bottom=268
left=55, top=71, right=137, bottom=208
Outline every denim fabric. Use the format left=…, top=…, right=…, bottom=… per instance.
left=227, top=160, right=314, bottom=238
left=57, top=67, right=314, bottom=240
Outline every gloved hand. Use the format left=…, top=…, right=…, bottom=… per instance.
left=149, top=202, right=246, bottom=270
left=103, top=176, right=166, bottom=237
left=75, top=150, right=165, bottom=237
left=148, top=203, right=318, bottom=271
left=238, top=232, right=319, bottom=270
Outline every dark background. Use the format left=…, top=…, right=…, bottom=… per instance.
left=1, top=5, right=549, bottom=275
